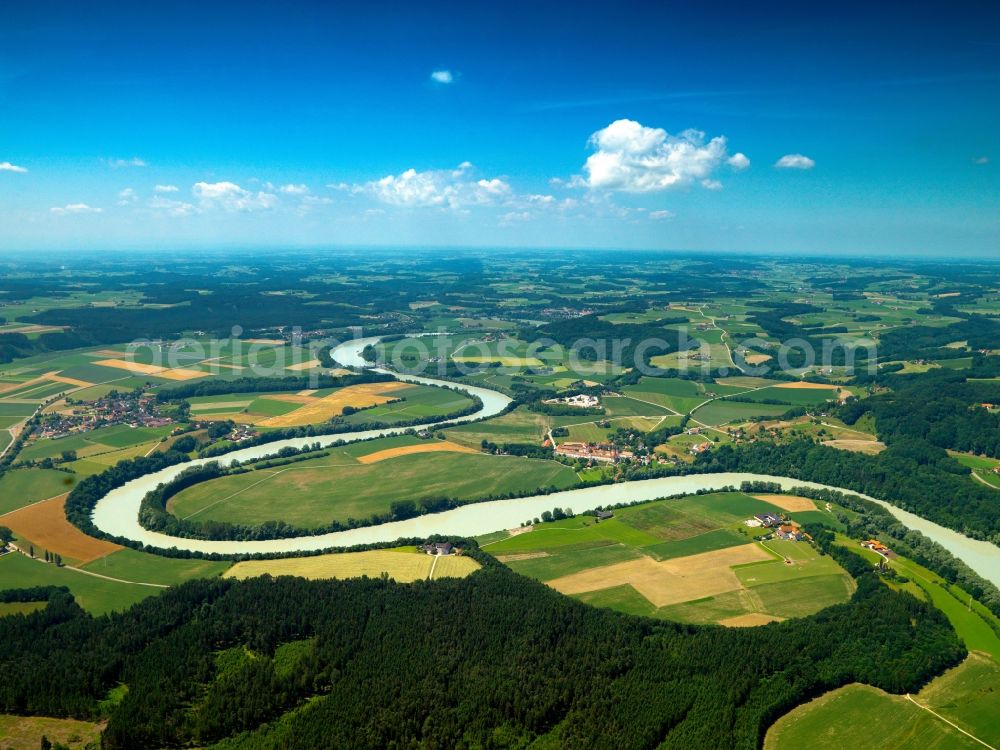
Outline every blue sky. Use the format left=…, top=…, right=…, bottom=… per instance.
left=1, top=0, right=998, bottom=255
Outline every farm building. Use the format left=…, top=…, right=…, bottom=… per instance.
left=420, top=542, right=455, bottom=556
left=754, top=513, right=783, bottom=528
left=595, top=510, right=614, bottom=521
left=777, top=524, right=805, bottom=541
left=861, top=539, right=891, bottom=555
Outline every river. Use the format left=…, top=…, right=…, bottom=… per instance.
left=89, top=336, right=1000, bottom=587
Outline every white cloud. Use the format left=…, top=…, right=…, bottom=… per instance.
left=192, top=181, right=278, bottom=211
left=50, top=203, right=102, bottom=215
left=107, top=157, right=147, bottom=168
left=727, top=152, right=750, bottom=170
left=430, top=70, right=454, bottom=84
left=117, top=188, right=137, bottom=206
left=775, top=153, right=815, bottom=170
left=500, top=211, right=534, bottom=225
left=155, top=184, right=179, bottom=193
left=576, top=119, right=738, bottom=192
left=974, top=156, right=989, bottom=165
left=649, top=209, right=674, bottom=220
left=363, top=164, right=511, bottom=210
left=148, top=196, right=196, bottom=217
left=278, top=183, right=309, bottom=195
left=0, top=161, right=27, bottom=173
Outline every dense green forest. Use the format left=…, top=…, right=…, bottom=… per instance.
left=0, top=553, right=962, bottom=749
left=700, top=438, right=1000, bottom=543
left=840, top=370, right=1000, bottom=457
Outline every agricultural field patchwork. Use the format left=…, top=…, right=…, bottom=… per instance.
left=484, top=492, right=854, bottom=625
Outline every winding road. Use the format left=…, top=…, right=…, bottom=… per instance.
left=87, top=336, right=1000, bottom=587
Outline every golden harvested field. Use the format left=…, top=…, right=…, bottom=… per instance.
left=265, top=393, right=315, bottom=403
left=773, top=381, right=839, bottom=390
left=91, top=358, right=206, bottom=381
left=744, top=354, right=773, bottom=365
left=356, top=440, right=477, bottom=464
left=285, top=359, right=321, bottom=371
left=822, top=439, right=886, bottom=454
left=431, top=555, right=481, bottom=579
left=548, top=544, right=771, bottom=607
left=753, top=494, right=818, bottom=512
left=48, top=374, right=95, bottom=388
left=0, top=714, right=102, bottom=750
left=3, top=495, right=121, bottom=564
left=242, top=338, right=285, bottom=345
left=258, top=381, right=409, bottom=427
left=224, top=549, right=479, bottom=583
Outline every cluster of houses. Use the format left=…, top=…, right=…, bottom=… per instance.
left=744, top=513, right=808, bottom=542
left=555, top=441, right=634, bottom=463
left=37, top=392, right=172, bottom=440
left=689, top=441, right=713, bottom=455
left=218, top=423, right=258, bottom=443
left=538, top=306, right=595, bottom=320
left=543, top=393, right=600, bottom=409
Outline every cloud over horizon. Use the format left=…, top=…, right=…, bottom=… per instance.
left=361, top=163, right=512, bottom=210
left=192, top=181, right=278, bottom=211
left=107, top=157, right=148, bottom=169
left=575, top=119, right=744, bottom=193
left=50, top=203, right=102, bottom=215
left=775, top=154, right=815, bottom=170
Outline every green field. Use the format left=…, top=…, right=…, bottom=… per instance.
left=0, top=403, right=37, bottom=416
left=951, top=452, right=1000, bottom=490
left=621, top=377, right=707, bottom=414
left=601, top=395, right=672, bottom=417
left=0, top=552, right=158, bottom=614
left=168, top=444, right=579, bottom=528
left=0, top=468, right=77, bottom=515
left=80, top=548, right=232, bottom=585
left=766, top=653, right=1000, bottom=750
left=741, top=385, right=841, bottom=405
left=18, top=423, right=172, bottom=463
left=690, top=399, right=791, bottom=425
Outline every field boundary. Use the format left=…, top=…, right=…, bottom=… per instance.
left=904, top=694, right=996, bottom=749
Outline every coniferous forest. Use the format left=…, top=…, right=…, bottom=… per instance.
left=0, top=553, right=962, bottom=750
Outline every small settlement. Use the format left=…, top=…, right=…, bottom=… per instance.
left=37, top=391, right=172, bottom=439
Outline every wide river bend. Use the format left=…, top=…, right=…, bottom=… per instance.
left=90, top=337, right=1000, bottom=587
